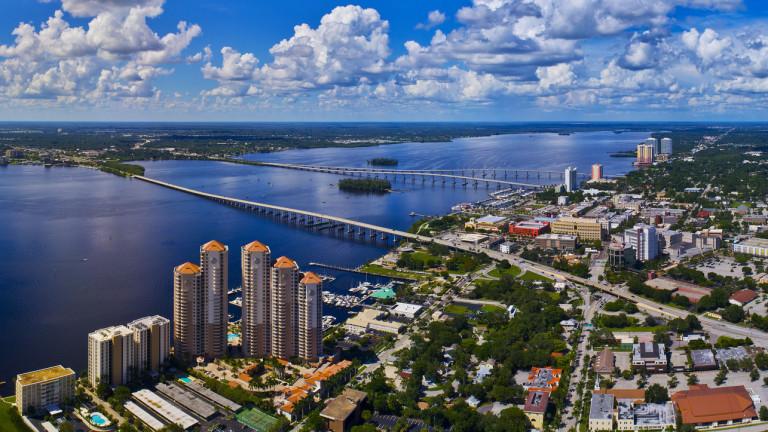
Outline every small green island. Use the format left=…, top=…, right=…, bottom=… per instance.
left=367, top=157, right=398, bottom=166
left=338, top=178, right=391, bottom=193
left=98, top=161, right=146, bottom=177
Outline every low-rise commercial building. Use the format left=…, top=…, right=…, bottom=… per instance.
left=589, top=393, right=614, bottom=431
left=691, top=349, right=718, bottom=371
left=133, top=389, right=198, bottom=430
left=510, top=221, right=550, bottom=237
left=320, top=388, right=367, bottom=432
left=344, top=308, right=404, bottom=335
left=631, top=342, right=667, bottom=373
left=523, top=391, right=549, bottom=430
left=617, top=400, right=676, bottom=431
left=594, top=348, right=615, bottom=376
left=15, top=365, right=75, bottom=415
left=729, top=289, right=758, bottom=307
left=672, top=385, right=757, bottom=428
left=535, top=233, right=577, bottom=251
left=465, top=215, right=507, bottom=232
left=551, top=217, right=604, bottom=241
left=733, top=237, right=768, bottom=257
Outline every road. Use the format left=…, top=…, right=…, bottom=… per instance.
left=137, top=175, right=768, bottom=349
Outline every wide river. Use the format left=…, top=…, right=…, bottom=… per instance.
left=0, top=131, right=646, bottom=390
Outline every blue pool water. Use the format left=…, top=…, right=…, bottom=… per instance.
left=179, top=376, right=192, bottom=383
left=90, top=412, right=109, bottom=427
left=227, top=333, right=239, bottom=342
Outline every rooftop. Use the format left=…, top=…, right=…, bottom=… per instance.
left=201, top=240, right=227, bottom=252
left=17, top=365, right=74, bottom=386
left=319, top=389, right=367, bottom=421
left=175, top=261, right=200, bottom=275
left=593, top=389, right=645, bottom=402
left=633, top=342, right=665, bottom=362
left=301, top=271, right=322, bottom=285
left=274, top=256, right=298, bottom=269
left=525, top=367, right=562, bottom=391
left=691, top=349, right=717, bottom=367
left=737, top=237, right=768, bottom=248
left=524, top=391, right=550, bottom=414
left=514, top=221, right=549, bottom=228
left=133, top=389, right=198, bottom=430
left=589, top=393, right=614, bottom=420
left=672, top=385, right=756, bottom=425
left=476, top=215, right=507, bottom=224
left=715, top=347, right=750, bottom=364
left=594, top=347, right=615, bottom=374
left=730, top=289, right=758, bottom=304
left=243, top=240, right=270, bottom=253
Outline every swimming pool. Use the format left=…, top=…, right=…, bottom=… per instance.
left=179, top=376, right=192, bottom=384
left=90, top=412, right=110, bottom=427
left=227, top=333, right=239, bottom=342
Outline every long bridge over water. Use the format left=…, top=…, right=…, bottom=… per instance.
left=135, top=176, right=427, bottom=245
left=222, top=159, right=584, bottom=188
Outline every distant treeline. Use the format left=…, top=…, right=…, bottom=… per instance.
left=338, top=178, right=391, bottom=193
left=98, top=161, right=145, bottom=177
left=367, top=157, right=398, bottom=166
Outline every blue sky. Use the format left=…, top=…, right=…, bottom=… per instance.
left=0, top=0, right=767, bottom=121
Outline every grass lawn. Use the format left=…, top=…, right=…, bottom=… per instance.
left=359, top=264, right=424, bottom=280
left=0, top=398, right=31, bottom=432
left=518, top=271, right=554, bottom=283
left=480, top=304, right=506, bottom=313
left=445, top=304, right=472, bottom=315
left=488, top=265, right=522, bottom=278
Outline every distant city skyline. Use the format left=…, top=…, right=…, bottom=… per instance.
left=1, top=1, right=768, bottom=121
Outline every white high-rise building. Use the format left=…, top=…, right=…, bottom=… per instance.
left=624, top=224, right=659, bottom=262
left=645, top=137, right=659, bottom=154
left=87, top=325, right=135, bottom=388
left=564, top=166, right=578, bottom=192
left=241, top=241, right=272, bottom=358
left=660, top=137, right=673, bottom=155
left=200, top=240, right=228, bottom=359
left=127, top=315, right=170, bottom=373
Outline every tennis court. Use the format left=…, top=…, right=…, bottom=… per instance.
left=236, top=408, right=279, bottom=432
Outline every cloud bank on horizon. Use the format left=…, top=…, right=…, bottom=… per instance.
left=0, top=0, right=765, bottom=120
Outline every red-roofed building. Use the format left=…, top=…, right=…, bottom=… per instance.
left=523, top=391, right=549, bottom=429
left=729, top=289, right=758, bottom=307
left=672, top=385, right=757, bottom=428
left=510, top=221, right=550, bottom=237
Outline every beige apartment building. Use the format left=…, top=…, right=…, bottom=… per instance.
left=271, top=256, right=300, bottom=359
left=88, top=325, right=134, bottom=387
left=15, top=365, right=75, bottom=415
left=551, top=217, right=604, bottom=241
left=298, top=272, right=323, bottom=362
left=127, top=315, right=170, bottom=372
left=173, top=261, right=203, bottom=362
left=201, top=240, right=228, bottom=359
left=241, top=240, right=271, bottom=358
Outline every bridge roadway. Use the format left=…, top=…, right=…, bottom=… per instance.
left=223, top=159, right=555, bottom=188
left=135, top=174, right=768, bottom=346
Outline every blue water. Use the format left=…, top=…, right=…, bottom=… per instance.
left=0, top=131, right=646, bottom=391
left=90, top=412, right=108, bottom=426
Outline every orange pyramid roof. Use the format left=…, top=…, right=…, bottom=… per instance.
left=243, top=240, right=269, bottom=253
left=175, top=262, right=201, bottom=275
left=301, top=272, right=322, bottom=285
left=202, top=240, right=227, bottom=252
left=274, top=256, right=297, bottom=269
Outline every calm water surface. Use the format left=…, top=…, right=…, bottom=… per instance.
left=0, top=131, right=646, bottom=390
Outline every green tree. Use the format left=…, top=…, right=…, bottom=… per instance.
left=687, top=374, right=699, bottom=386
left=59, top=422, right=75, bottom=432
left=750, top=368, right=760, bottom=382
left=715, top=368, right=728, bottom=386
left=761, top=406, right=768, bottom=421
left=645, top=384, right=669, bottom=403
